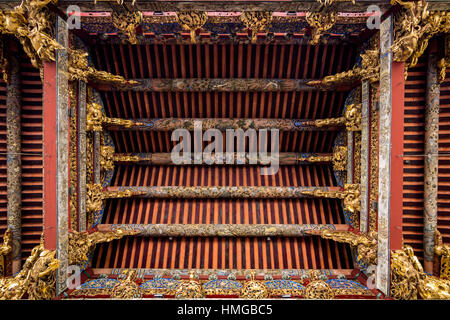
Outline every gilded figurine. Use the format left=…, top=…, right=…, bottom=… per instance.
left=175, top=271, right=204, bottom=299
left=332, top=146, right=347, bottom=171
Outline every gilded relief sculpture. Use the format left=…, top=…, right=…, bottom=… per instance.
left=391, top=245, right=450, bottom=299
left=391, top=0, right=450, bottom=77
left=308, top=48, right=379, bottom=88
left=307, top=229, right=377, bottom=265
left=0, top=0, right=63, bottom=70
left=176, top=11, right=208, bottom=43
left=0, top=237, right=59, bottom=300
left=305, top=10, right=338, bottom=45
left=68, top=49, right=138, bottom=85
left=111, top=11, right=143, bottom=45
left=240, top=11, right=273, bottom=43
left=69, top=229, right=139, bottom=266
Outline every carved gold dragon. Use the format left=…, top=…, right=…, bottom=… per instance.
left=0, top=237, right=59, bottom=300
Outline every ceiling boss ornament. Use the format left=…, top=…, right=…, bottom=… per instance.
left=176, top=11, right=208, bottom=43
left=240, top=11, right=273, bottom=43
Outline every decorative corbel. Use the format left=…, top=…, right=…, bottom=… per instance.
left=68, top=229, right=138, bottom=266
left=240, top=11, right=273, bottom=43
left=111, top=11, right=143, bottom=45
left=314, top=104, right=361, bottom=132
left=86, top=183, right=133, bottom=213
left=0, top=0, right=63, bottom=70
left=176, top=11, right=208, bottom=43
left=0, top=237, right=59, bottom=300
left=390, top=0, right=450, bottom=78
left=305, top=10, right=337, bottom=45
left=308, top=48, right=379, bottom=89
left=307, top=229, right=377, bottom=265
left=86, top=102, right=135, bottom=133
left=68, top=49, right=138, bottom=85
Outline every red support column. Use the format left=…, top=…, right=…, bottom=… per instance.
left=390, top=62, right=405, bottom=251
left=43, top=62, right=58, bottom=250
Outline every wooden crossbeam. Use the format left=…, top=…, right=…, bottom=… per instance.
left=102, top=117, right=344, bottom=131
left=95, top=78, right=354, bottom=92
left=104, top=186, right=344, bottom=199
left=97, top=224, right=350, bottom=237
left=112, top=152, right=333, bottom=165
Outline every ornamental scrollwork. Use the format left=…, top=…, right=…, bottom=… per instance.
left=304, top=280, right=335, bottom=299
left=240, top=11, right=273, bottom=43
left=332, top=146, right=347, bottom=171
left=0, top=237, right=59, bottom=300
left=100, top=146, right=115, bottom=171
left=176, top=11, right=208, bottom=43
